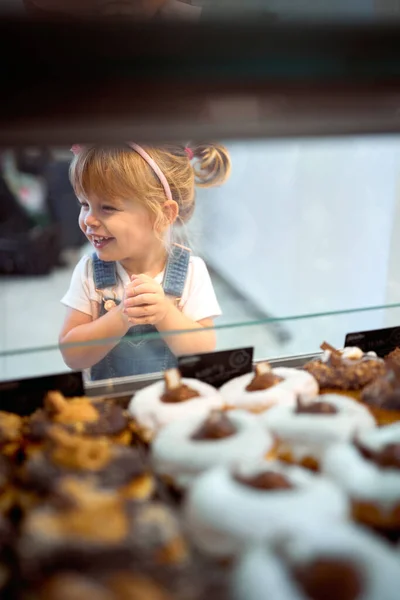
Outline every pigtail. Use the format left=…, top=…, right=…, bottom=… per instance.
left=190, top=143, right=231, bottom=188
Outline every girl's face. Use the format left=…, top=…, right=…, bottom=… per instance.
left=78, top=195, right=162, bottom=263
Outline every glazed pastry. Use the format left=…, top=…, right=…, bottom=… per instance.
left=0, top=455, right=16, bottom=516
left=26, top=566, right=229, bottom=600
left=152, top=410, right=274, bottom=489
left=26, top=572, right=174, bottom=600
left=17, top=428, right=153, bottom=510
left=0, top=515, right=12, bottom=595
left=0, top=411, right=24, bottom=460
left=303, top=342, right=386, bottom=399
left=361, top=367, right=400, bottom=426
left=24, top=392, right=133, bottom=455
left=128, top=369, right=224, bottom=442
left=18, top=479, right=189, bottom=582
left=385, top=347, right=400, bottom=369
left=323, top=422, right=400, bottom=538
left=219, top=362, right=318, bottom=413
left=184, top=460, right=348, bottom=557
left=262, top=394, right=376, bottom=471
left=234, top=522, right=400, bottom=600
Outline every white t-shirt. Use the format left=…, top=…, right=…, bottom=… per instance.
left=61, top=254, right=222, bottom=323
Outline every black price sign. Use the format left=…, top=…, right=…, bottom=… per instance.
left=0, top=371, right=84, bottom=416
left=344, top=326, right=400, bottom=358
left=178, top=347, right=254, bottom=388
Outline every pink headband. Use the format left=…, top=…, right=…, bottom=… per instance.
left=71, top=143, right=194, bottom=202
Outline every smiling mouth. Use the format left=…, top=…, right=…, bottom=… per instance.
left=90, top=235, right=114, bottom=249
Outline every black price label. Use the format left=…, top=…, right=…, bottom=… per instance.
left=0, top=371, right=84, bottom=416
left=344, top=326, right=400, bottom=358
left=178, top=347, right=253, bottom=388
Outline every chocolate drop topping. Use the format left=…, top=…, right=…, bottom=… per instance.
left=191, top=411, right=237, bottom=441
left=293, top=558, right=362, bottom=600
left=295, top=397, right=338, bottom=415
left=356, top=440, right=400, bottom=470
left=161, top=385, right=200, bottom=404
left=235, top=470, right=293, bottom=490
left=245, top=372, right=283, bottom=392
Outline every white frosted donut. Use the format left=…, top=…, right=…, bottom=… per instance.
left=322, top=423, right=400, bottom=509
left=128, top=378, right=224, bottom=439
left=184, top=460, right=348, bottom=557
left=152, top=411, right=273, bottom=489
left=262, top=394, right=376, bottom=465
left=235, top=522, right=400, bottom=600
left=220, top=368, right=318, bottom=412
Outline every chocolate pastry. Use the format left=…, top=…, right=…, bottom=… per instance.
left=30, top=572, right=173, bottom=600
left=303, top=342, right=386, bottom=391
left=355, top=440, right=400, bottom=470
left=18, top=492, right=189, bottom=582
left=361, top=369, right=400, bottom=411
left=292, top=557, right=362, bottom=600
left=0, top=455, right=16, bottom=516
left=245, top=362, right=283, bottom=392
left=161, top=370, right=199, bottom=404
left=385, top=347, right=400, bottom=370
left=0, top=411, right=24, bottom=459
left=295, top=397, right=338, bottom=415
left=25, top=393, right=130, bottom=442
left=235, top=470, right=294, bottom=491
left=18, top=430, right=150, bottom=500
left=191, top=411, right=237, bottom=441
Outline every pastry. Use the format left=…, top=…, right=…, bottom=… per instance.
left=24, top=392, right=133, bottom=455
left=152, top=410, right=273, bottom=490
left=0, top=455, right=16, bottom=516
left=361, top=367, right=400, bottom=425
left=26, top=572, right=174, bottom=600
left=0, top=515, right=12, bottom=596
left=18, top=479, right=190, bottom=582
left=219, top=362, right=318, bottom=413
left=0, top=411, right=24, bottom=461
left=385, top=347, right=400, bottom=369
left=128, top=369, right=224, bottom=442
left=262, top=394, right=376, bottom=471
left=323, top=422, right=400, bottom=539
left=16, top=428, right=153, bottom=510
left=26, top=565, right=228, bottom=600
left=303, top=342, right=386, bottom=399
left=234, top=522, right=400, bottom=600
left=184, top=460, right=348, bottom=557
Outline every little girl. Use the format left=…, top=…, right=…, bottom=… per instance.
left=59, top=142, right=230, bottom=380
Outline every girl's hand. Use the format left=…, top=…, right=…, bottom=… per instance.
left=123, top=274, right=172, bottom=326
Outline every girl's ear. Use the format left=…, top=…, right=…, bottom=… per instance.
left=162, top=200, right=179, bottom=227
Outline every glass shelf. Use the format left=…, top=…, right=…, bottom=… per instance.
left=2, top=302, right=400, bottom=385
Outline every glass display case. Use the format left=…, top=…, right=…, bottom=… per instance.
left=2, top=9, right=400, bottom=600
left=1, top=12, right=400, bottom=397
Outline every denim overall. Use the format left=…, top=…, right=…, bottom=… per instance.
left=90, top=244, right=190, bottom=380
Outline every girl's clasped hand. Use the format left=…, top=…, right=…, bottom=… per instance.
left=123, top=274, right=171, bottom=326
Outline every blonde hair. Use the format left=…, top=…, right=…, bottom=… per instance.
left=69, top=143, right=231, bottom=239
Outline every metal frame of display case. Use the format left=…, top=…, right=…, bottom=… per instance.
left=2, top=17, right=400, bottom=143
left=85, top=352, right=321, bottom=398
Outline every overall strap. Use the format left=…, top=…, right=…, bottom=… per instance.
left=92, top=253, right=118, bottom=289
left=162, top=244, right=191, bottom=298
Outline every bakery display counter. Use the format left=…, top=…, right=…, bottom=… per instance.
left=0, top=337, right=400, bottom=598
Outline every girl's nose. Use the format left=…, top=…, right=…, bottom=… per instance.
left=84, top=211, right=100, bottom=228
